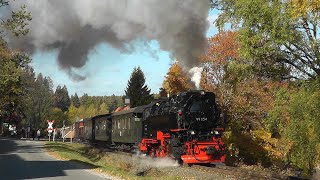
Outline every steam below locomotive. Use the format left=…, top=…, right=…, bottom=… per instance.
left=74, top=90, right=226, bottom=165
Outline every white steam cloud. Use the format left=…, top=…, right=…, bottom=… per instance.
left=7, top=0, right=210, bottom=81
left=189, top=66, right=203, bottom=89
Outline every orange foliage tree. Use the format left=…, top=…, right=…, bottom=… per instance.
left=200, top=30, right=291, bottom=166
left=200, top=31, right=240, bottom=108
left=162, top=62, right=192, bottom=96
left=200, top=30, right=239, bottom=88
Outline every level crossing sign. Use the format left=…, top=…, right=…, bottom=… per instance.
left=47, top=120, right=54, bottom=133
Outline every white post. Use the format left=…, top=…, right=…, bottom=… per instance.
left=62, top=127, right=65, bottom=142
left=53, top=129, right=56, bottom=142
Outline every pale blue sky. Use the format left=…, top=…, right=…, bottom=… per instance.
left=31, top=10, right=219, bottom=96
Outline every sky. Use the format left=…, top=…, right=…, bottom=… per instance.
left=30, top=9, right=219, bottom=96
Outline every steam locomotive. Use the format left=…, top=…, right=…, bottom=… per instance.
left=74, top=90, right=226, bottom=165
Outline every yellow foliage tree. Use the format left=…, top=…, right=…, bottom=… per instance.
left=162, top=62, right=192, bottom=95
left=199, top=68, right=214, bottom=91
left=290, top=0, right=320, bottom=17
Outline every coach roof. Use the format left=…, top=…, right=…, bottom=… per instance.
left=112, top=105, right=148, bottom=116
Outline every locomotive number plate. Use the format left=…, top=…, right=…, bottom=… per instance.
left=196, top=117, right=208, bottom=121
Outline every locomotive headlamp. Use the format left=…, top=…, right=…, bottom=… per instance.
left=190, top=130, right=195, bottom=135
left=200, top=91, right=205, bottom=95
left=214, top=130, right=220, bottom=135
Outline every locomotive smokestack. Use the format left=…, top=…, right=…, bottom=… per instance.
left=6, top=0, right=210, bottom=80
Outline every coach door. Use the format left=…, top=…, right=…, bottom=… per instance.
left=133, top=112, right=142, bottom=146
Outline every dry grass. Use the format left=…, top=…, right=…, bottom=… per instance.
left=45, top=142, right=182, bottom=180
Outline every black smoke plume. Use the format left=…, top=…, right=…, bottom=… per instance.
left=8, top=0, right=210, bottom=80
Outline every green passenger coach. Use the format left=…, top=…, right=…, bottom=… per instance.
left=111, top=106, right=146, bottom=146
left=94, top=114, right=112, bottom=142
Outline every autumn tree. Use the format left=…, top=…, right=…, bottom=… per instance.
left=85, top=104, right=98, bottom=118
left=0, top=2, right=32, bottom=131
left=201, top=31, right=239, bottom=87
left=199, top=69, right=214, bottom=92
left=200, top=31, right=240, bottom=108
left=125, top=67, right=153, bottom=108
left=200, top=30, right=291, bottom=167
left=212, top=0, right=319, bottom=79
left=159, top=88, right=168, bottom=98
left=98, top=102, right=108, bottom=115
left=162, top=62, right=192, bottom=95
left=265, top=80, right=320, bottom=175
left=209, top=0, right=320, bottom=172
left=0, top=53, right=31, bottom=122
left=286, top=85, right=320, bottom=175
left=47, top=107, right=68, bottom=127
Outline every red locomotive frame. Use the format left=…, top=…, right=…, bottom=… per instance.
left=139, top=128, right=226, bottom=165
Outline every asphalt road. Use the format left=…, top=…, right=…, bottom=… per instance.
left=0, top=138, right=119, bottom=180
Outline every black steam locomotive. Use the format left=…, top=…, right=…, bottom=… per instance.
left=74, top=90, right=226, bottom=165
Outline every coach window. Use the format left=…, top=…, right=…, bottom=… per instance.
left=128, top=117, right=131, bottom=129
left=117, top=119, right=120, bottom=129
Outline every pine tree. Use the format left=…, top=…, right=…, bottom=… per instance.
left=80, top=93, right=89, bottom=107
left=54, top=85, right=70, bottom=112
left=71, top=93, right=80, bottom=108
left=125, top=66, right=153, bottom=108
left=30, top=73, right=54, bottom=129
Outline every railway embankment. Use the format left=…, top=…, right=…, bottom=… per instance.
left=45, top=141, right=235, bottom=179
left=44, top=141, right=310, bottom=180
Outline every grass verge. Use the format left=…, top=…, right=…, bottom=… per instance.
left=45, top=141, right=180, bottom=180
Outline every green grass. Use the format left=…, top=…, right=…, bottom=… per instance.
left=45, top=142, right=181, bottom=180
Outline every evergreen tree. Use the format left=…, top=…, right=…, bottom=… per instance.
left=71, top=93, right=80, bottom=108
left=54, top=85, right=70, bottom=112
left=108, top=94, right=117, bottom=112
left=125, top=66, right=153, bottom=108
left=30, top=73, right=54, bottom=129
left=80, top=93, right=89, bottom=107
